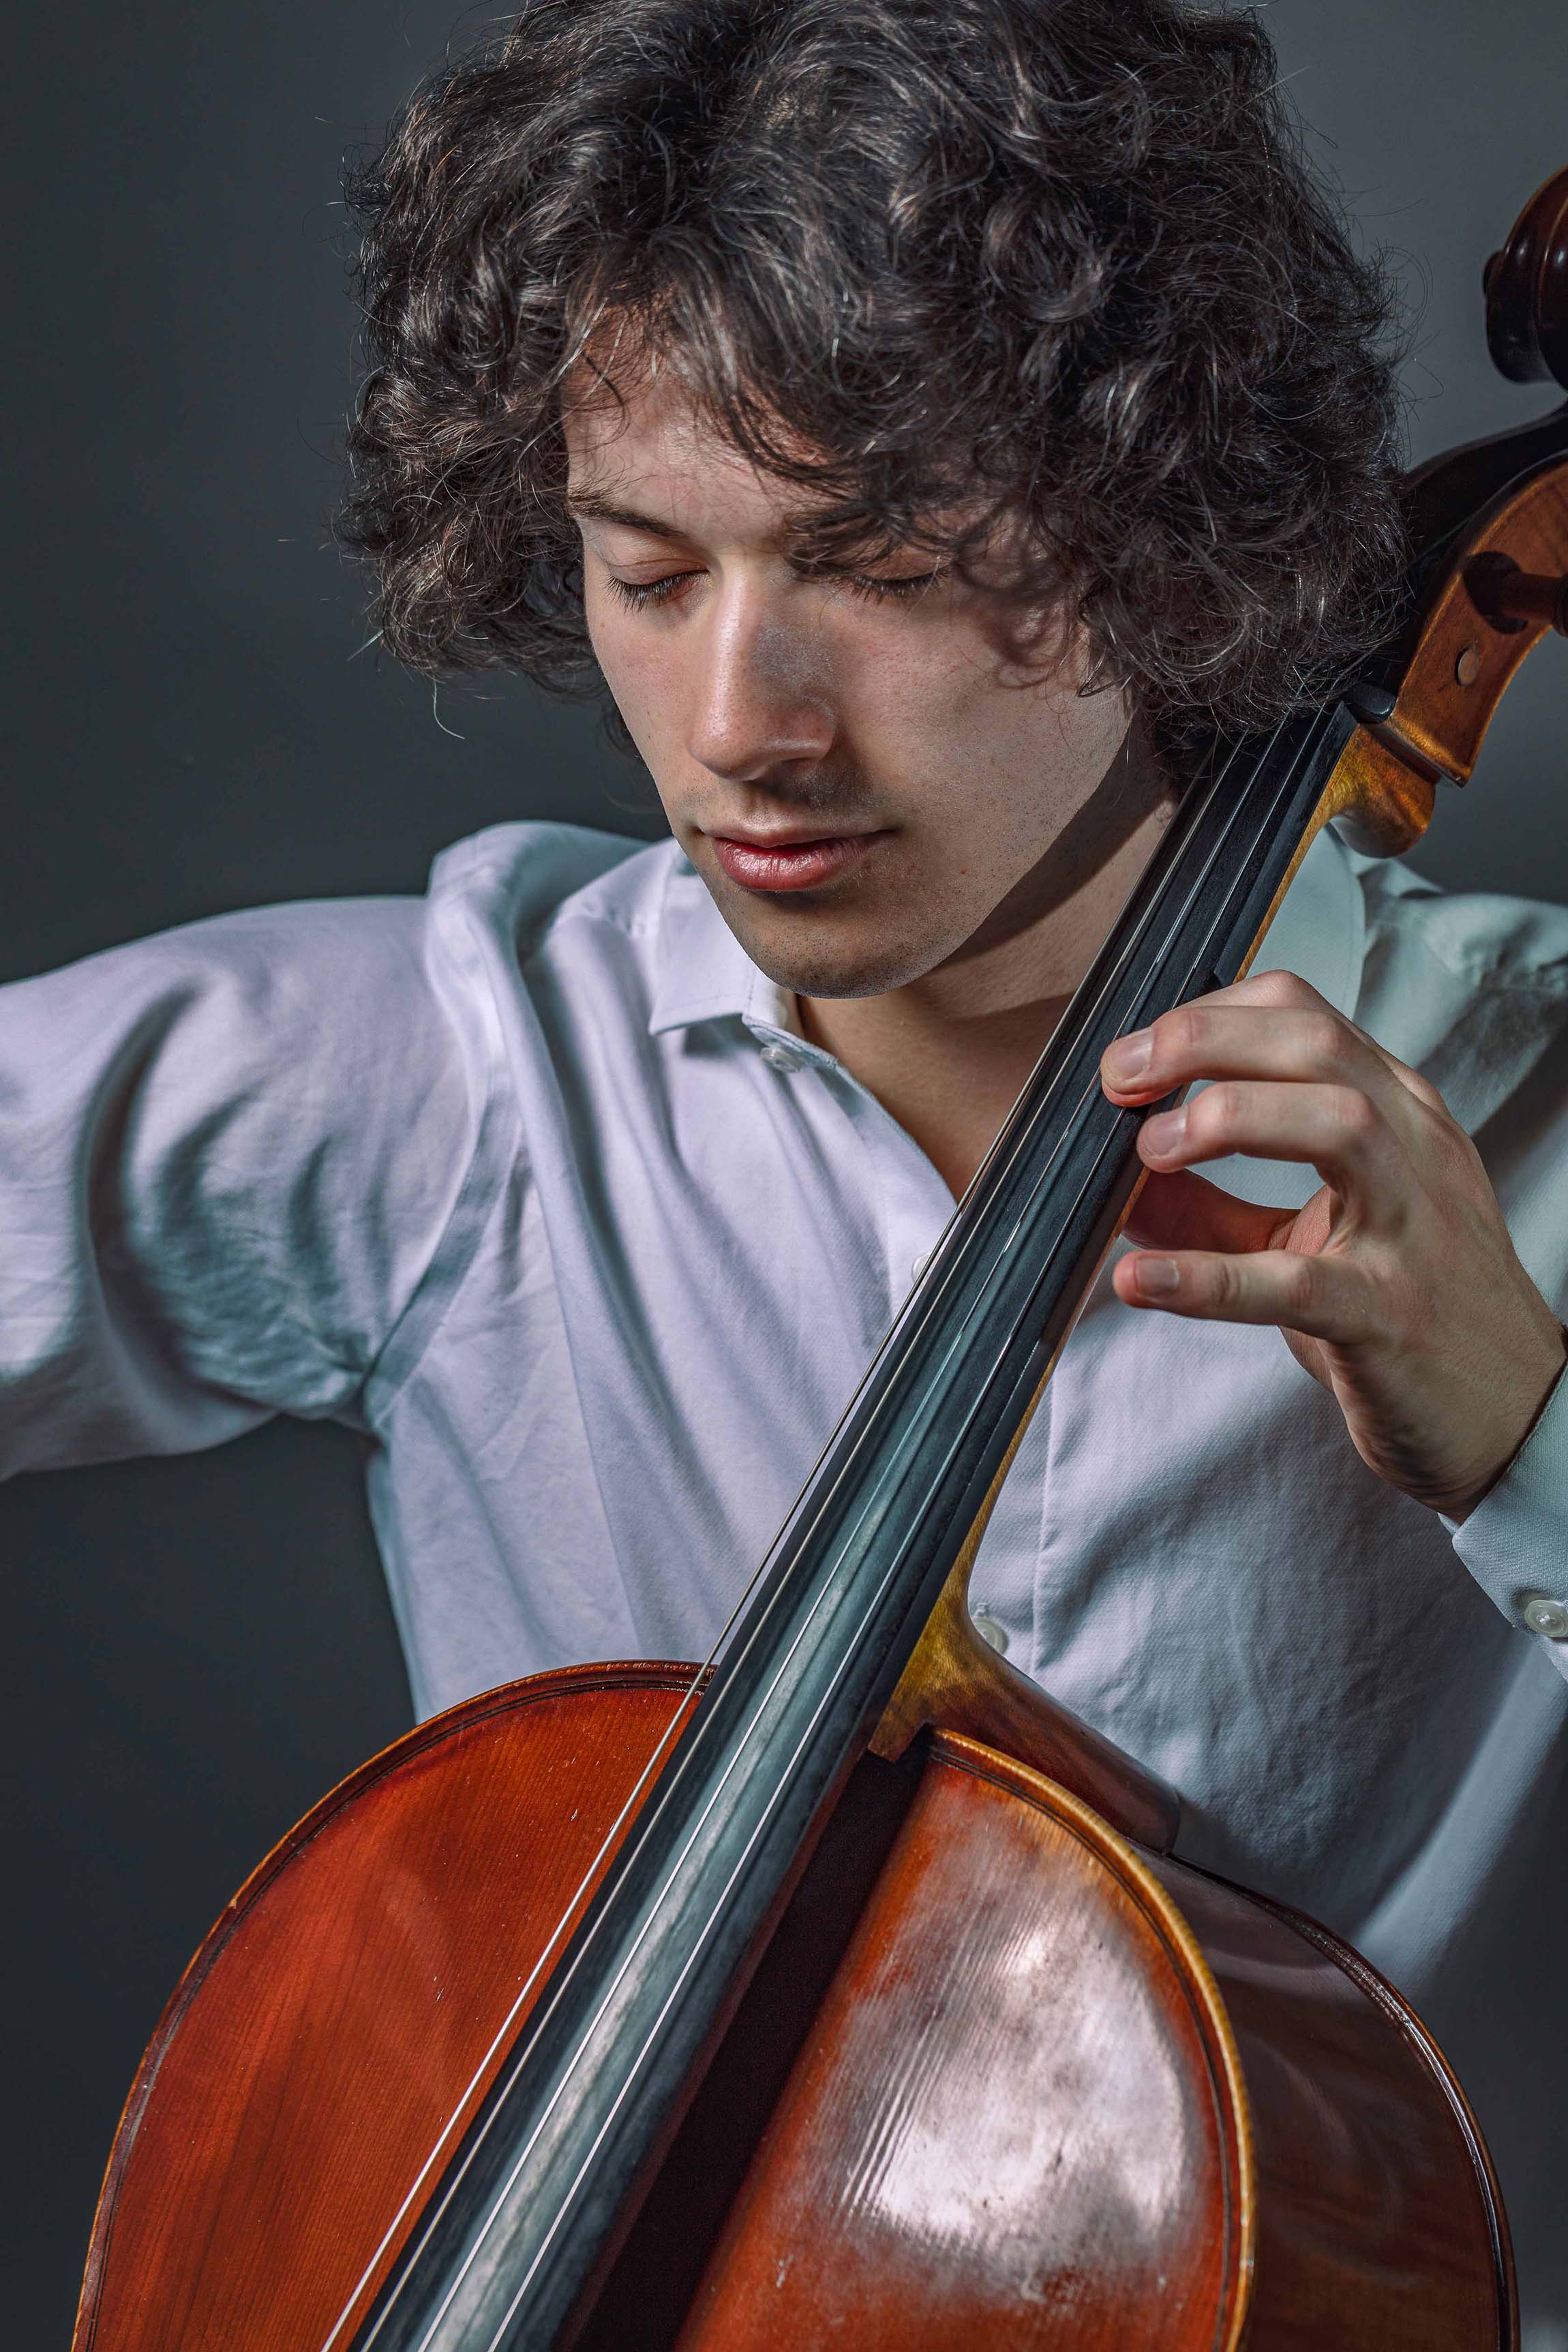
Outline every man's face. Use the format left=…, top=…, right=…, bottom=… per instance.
left=565, top=360, right=1132, bottom=999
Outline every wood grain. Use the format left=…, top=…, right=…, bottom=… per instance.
left=1380, top=459, right=1568, bottom=789
left=75, top=1668, right=1513, bottom=2351
left=1148, top=1854, right=1517, bottom=2349
left=675, top=1732, right=1252, bottom=2350
left=72, top=1662, right=699, bottom=2352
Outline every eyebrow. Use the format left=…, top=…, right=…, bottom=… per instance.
left=564, top=489, right=917, bottom=576
left=564, top=492, right=687, bottom=539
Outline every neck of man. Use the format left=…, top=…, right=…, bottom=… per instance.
left=798, top=726, right=1177, bottom=1198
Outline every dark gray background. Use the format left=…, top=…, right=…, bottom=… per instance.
left=2, top=3, right=1564, bottom=2339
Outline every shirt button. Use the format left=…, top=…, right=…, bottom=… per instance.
left=971, top=1610, right=1010, bottom=1656
left=1521, top=1593, right=1568, bottom=1640
left=760, top=1043, right=802, bottom=1074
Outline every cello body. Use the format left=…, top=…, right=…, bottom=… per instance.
left=74, top=1659, right=1513, bottom=2351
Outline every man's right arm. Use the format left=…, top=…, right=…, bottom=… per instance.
left=0, top=896, right=479, bottom=1475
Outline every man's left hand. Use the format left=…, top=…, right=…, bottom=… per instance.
left=1100, top=969, right=1567, bottom=1520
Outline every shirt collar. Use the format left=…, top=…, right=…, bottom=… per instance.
left=646, top=824, right=1366, bottom=1042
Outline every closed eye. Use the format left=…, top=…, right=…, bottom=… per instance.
left=604, top=570, right=702, bottom=609
left=603, top=566, right=948, bottom=611
left=839, top=568, right=947, bottom=603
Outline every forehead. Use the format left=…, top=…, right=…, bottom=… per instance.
left=562, top=352, right=814, bottom=543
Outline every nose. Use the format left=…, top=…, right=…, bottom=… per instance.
left=685, top=579, right=836, bottom=785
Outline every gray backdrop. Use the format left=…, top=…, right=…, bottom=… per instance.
left=3, top=3, right=1564, bottom=2338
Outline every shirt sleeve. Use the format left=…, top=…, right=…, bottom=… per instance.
left=1449, top=1361, right=1568, bottom=1682
left=0, top=896, right=479, bottom=1475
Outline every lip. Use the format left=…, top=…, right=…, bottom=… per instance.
left=708, top=830, right=888, bottom=893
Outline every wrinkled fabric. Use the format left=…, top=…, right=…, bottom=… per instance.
left=3, top=818, right=1567, bottom=2334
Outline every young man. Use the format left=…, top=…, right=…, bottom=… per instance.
left=5, top=0, right=1567, bottom=2332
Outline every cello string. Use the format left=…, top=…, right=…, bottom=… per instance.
left=320, top=718, right=1281, bottom=2352
left=314, top=1588, right=768, bottom=2351
left=325, top=716, right=1286, bottom=2351
left=322, top=712, right=1308, bottom=2351
left=428, top=894, right=1262, bottom=2351
left=429, top=725, right=1335, bottom=2332
left=412, top=1240, right=1066, bottom=2352
left=321, top=1169, right=952, bottom=2352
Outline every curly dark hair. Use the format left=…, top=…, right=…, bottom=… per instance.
left=340, top=0, right=1406, bottom=755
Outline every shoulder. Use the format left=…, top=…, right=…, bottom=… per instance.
left=5, top=819, right=665, bottom=1100
left=425, top=819, right=682, bottom=1033
left=0, top=894, right=500, bottom=1419
left=0, top=892, right=453, bottom=1125
left=1349, top=850, right=1568, bottom=1136
left=427, top=819, right=669, bottom=951
left=1357, top=853, right=1568, bottom=1005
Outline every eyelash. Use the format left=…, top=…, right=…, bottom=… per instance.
left=603, top=568, right=945, bottom=610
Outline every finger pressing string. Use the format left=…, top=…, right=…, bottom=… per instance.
left=1100, top=998, right=1440, bottom=1131
left=1136, top=1079, right=1404, bottom=1213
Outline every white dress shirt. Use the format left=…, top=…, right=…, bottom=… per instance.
left=3, top=819, right=1567, bottom=2338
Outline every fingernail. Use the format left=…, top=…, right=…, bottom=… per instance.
left=1141, top=1105, right=1188, bottom=1158
left=1103, top=1027, right=1154, bottom=1086
left=1134, top=1256, right=1181, bottom=1296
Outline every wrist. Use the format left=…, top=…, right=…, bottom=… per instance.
left=1448, top=1323, right=1568, bottom=1526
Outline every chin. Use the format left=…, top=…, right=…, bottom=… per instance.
left=726, top=911, right=950, bottom=1001
left=696, top=852, right=977, bottom=999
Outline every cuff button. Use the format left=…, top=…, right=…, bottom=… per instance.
left=1520, top=1593, right=1568, bottom=1640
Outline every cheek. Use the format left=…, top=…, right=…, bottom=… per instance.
left=836, top=637, right=980, bottom=783
left=905, top=671, right=1125, bottom=894
left=847, top=607, right=1056, bottom=762
left=852, top=647, right=1061, bottom=832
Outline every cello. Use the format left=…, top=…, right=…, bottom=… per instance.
left=71, top=168, right=1568, bottom=2351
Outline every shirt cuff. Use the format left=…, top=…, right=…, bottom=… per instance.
left=1449, top=1358, right=1568, bottom=1678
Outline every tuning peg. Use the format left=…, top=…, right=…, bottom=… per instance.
left=1465, top=552, right=1568, bottom=637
